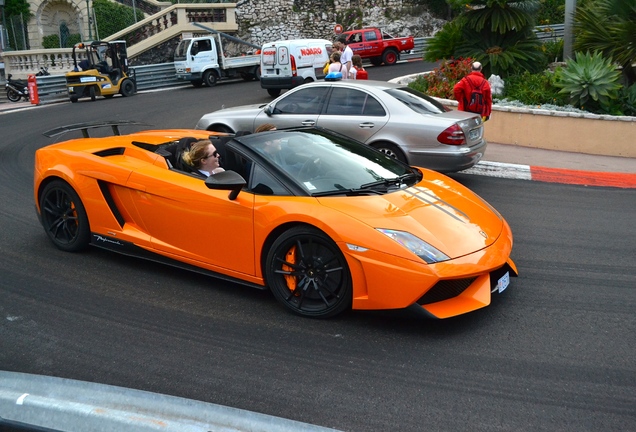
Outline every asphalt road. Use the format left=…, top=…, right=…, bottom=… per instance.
left=1, top=61, right=635, bottom=431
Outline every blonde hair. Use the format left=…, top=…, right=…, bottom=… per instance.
left=255, top=123, right=276, bottom=133
left=182, top=140, right=212, bottom=169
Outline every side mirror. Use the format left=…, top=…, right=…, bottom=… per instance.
left=264, top=105, right=273, bottom=116
left=204, top=170, right=246, bottom=200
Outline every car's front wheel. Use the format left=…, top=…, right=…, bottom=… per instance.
left=266, top=226, right=352, bottom=318
left=39, top=180, right=91, bottom=252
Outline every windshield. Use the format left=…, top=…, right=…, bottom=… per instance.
left=174, top=40, right=190, bottom=61
left=385, top=87, right=447, bottom=114
left=243, top=129, right=419, bottom=196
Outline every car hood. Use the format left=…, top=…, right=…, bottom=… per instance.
left=205, top=104, right=265, bottom=117
left=318, top=180, right=502, bottom=260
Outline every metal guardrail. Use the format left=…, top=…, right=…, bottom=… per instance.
left=31, top=63, right=188, bottom=104
left=25, top=24, right=566, bottom=105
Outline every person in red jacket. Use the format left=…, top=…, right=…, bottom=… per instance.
left=453, top=61, right=492, bottom=121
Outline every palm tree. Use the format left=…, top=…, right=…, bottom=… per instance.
left=425, top=0, right=545, bottom=77
left=573, top=0, right=636, bottom=85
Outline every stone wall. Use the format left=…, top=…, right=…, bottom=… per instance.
left=235, top=0, right=445, bottom=45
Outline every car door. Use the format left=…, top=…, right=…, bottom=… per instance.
left=126, top=166, right=256, bottom=276
left=315, top=87, right=389, bottom=143
left=255, top=86, right=329, bottom=129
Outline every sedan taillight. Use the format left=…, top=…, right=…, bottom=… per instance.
left=437, top=124, right=466, bottom=145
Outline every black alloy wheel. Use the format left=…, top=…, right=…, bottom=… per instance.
left=266, top=226, right=352, bottom=318
left=39, top=180, right=91, bottom=252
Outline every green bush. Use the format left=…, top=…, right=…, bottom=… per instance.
left=503, top=71, right=567, bottom=106
left=42, top=33, right=81, bottom=48
left=537, top=0, right=565, bottom=25
left=93, top=0, right=144, bottom=39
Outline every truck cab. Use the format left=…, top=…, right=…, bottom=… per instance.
left=175, top=35, right=261, bottom=88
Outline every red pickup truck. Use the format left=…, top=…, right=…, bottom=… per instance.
left=340, top=28, right=414, bottom=66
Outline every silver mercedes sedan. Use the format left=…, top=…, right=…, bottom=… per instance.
left=195, top=80, right=486, bottom=172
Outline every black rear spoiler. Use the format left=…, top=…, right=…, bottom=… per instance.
left=43, top=120, right=149, bottom=139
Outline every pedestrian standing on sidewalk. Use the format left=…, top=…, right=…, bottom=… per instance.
left=453, top=61, right=492, bottom=121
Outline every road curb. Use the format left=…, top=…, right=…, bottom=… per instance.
left=466, top=161, right=636, bottom=189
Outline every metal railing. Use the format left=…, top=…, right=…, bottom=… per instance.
left=22, top=24, right=567, bottom=105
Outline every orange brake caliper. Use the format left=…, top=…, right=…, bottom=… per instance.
left=282, top=245, right=298, bottom=293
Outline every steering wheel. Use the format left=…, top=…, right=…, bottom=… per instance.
left=298, top=157, right=321, bottom=180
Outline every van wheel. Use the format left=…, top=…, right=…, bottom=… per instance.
left=203, top=70, right=218, bottom=87
left=267, top=89, right=281, bottom=97
left=303, top=77, right=313, bottom=84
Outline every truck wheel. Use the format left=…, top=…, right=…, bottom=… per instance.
left=382, top=49, right=399, bottom=65
left=267, top=89, right=281, bottom=97
left=120, top=79, right=135, bottom=97
left=370, top=57, right=382, bottom=66
left=203, top=70, right=218, bottom=87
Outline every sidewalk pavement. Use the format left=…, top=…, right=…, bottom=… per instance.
left=2, top=97, right=634, bottom=188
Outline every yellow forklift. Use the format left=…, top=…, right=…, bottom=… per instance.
left=66, top=41, right=136, bottom=102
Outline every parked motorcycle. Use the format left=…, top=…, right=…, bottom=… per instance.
left=5, top=67, right=51, bottom=103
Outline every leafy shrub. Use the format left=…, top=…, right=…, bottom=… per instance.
left=42, top=33, right=81, bottom=48
left=409, top=57, right=473, bottom=99
left=554, top=51, right=623, bottom=113
left=537, top=0, right=565, bottom=25
left=503, top=71, right=567, bottom=106
left=93, top=0, right=144, bottom=39
left=542, top=39, right=564, bottom=63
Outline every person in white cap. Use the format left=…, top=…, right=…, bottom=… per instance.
left=453, top=61, right=492, bottom=121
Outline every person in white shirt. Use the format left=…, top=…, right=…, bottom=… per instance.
left=182, top=140, right=225, bottom=177
left=336, top=36, right=354, bottom=79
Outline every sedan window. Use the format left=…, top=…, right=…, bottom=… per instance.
left=385, top=87, right=446, bottom=114
left=272, top=87, right=329, bottom=115
left=325, top=88, right=385, bottom=116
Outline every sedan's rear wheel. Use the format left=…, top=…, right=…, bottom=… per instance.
left=40, top=180, right=90, bottom=252
left=373, top=142, right=407, bottom=163
left=266, top=226, right=352, bottom=318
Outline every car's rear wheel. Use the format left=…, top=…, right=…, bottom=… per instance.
left=203, top=70, right=218, bottom=87
left=40, top=180, right=90, bottom=252
left=209, top=124, right=234, bottom=134
left=373, top=142, right=407, bottom=163
left=382, top=49, right=399, bottom=65
left=266, top=226, right=352, bottom=318
left=267, top=89, right=281, bottom=97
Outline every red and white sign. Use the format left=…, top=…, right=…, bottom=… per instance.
left=334, top=24, right=343, bottom=34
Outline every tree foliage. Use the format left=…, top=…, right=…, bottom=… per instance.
left=573, top=0, right=636, bottom=85
left=93, top=0, right=144, bottom=39
left=424, top=0, right=544, bottom=77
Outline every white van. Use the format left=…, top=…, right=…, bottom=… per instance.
left=260, top=39, right=332, bottom=97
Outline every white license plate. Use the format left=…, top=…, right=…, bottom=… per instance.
left=469, top=129, right=480, bottom=141
left=497, top=272, right=510, bottom=293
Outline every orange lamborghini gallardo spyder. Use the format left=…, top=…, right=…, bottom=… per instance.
left=34, top=123, right=517, bottom=319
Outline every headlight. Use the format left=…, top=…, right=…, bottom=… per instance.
left=376, top=229, right=450, bottom=264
